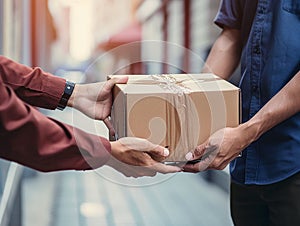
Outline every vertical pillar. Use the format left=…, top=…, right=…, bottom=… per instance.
left=162, top=0, right=169, bottom=73
left=183, top=0, right=191, bottom=73
left=3, top=0, right=13, bottom=58
left=31, top=0, right=56, bottom=70
left=21, top=0, right=32, bottom=65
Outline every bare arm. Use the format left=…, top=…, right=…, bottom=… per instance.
left=184, top=70, right=300, bottom=171
left=202, top=27, right=242, bottom=80
left=244, top=70, right=300, bottom=142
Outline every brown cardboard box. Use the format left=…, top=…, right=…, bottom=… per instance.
left=110, top=74, right=240, bottom=162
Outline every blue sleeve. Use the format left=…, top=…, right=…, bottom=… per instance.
left=214, top=0, right=243, bottom=29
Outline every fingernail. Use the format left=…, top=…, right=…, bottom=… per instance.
left=163, top=148, right=170, bottom=157
left=185, top=152, right=193, bottom=160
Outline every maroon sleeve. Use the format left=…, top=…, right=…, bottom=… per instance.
left=0, top=79, right=112, bottom=172
left=0, top=55, right=65, bottom=109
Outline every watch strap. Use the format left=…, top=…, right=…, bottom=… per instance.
left=57, top=80, right=75, bottom=110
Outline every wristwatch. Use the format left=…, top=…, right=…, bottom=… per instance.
left=57, top=80, right=75, bottom=110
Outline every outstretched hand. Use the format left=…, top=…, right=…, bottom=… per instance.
left=67, top=76, right=128, bottom=136
left=183, top=126, right=252, bottom=172
left=107, top=137, right=182, bottom=178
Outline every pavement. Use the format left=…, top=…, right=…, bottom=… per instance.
left=23, top=168, right=233, bottom=226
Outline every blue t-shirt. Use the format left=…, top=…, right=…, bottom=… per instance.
left=215, top=0, right=300, bottom=185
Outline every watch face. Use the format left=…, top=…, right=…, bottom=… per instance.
left=58, top=81, right=75, bottom=110
left=65, top=81, right=75, bottom=95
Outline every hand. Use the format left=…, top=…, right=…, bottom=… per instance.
left=68, top=76, right=128, bottom=136
left=183, top=125, right=254, bottom=172
left=107, top=137, right=182, bottom=178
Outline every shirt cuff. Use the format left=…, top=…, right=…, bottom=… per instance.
left=43, top=73, right=66, bottom=109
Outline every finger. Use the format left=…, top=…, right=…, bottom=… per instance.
left=183, top=162, right=208, bottom=172
left=147, top=145, right=170, bottom=160
left=185, top=143, right=206, bottom=161
left=211, top=157, right=231, bottom=170
left=136, top=167, right=157, bottom=177
left=182, top=162, right=199, bottom=172
left=123, top=165, right=157, bottom=178
left=118, top=137, right=168, bottom=156
left=149, top=162, right=182, bottom=174
left=183, top=152, right=215, bottom=172
left=182, top=165, right=200, bottom=173
left=122, top=168, right=142, bottom=178
left=127, top=170, right=154, bottom=178
left=217, top=162, right=228, bottom=170
left=106, top=76, right=129, bottom=90
left=109, top=160, right=153, bottom=178
left=103, top=117, right=115, bottom=137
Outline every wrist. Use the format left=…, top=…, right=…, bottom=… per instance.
left=57, top=80, right=75, bottom=110
left=239, top=118, right=263, bottom=144
left=109, top=141, right=122, bottom=157
left=106, top=141, right=119, bottom=166
left=67, top=83, right=79, bottom=108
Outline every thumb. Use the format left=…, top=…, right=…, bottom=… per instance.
left=185, top=143, right=207, bottom=161
left=103, top=117, right=115, bottom=137
left=148, top=145, right=170, bottom=159
left=106, top=75, right=129, bottom=90
left=143, top=143, right=170, bottom=162
left=118, top=137, right=169, bottom=157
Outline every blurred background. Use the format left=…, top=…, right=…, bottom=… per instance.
left=0, top=0, right=237, bottom=225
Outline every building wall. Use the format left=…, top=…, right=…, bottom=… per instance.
left=140, top=3, right=164, bottom=74
left=49, top=0, right=138, bottom=74
left=31, top=0, right=57, bottom=70
left=1, top=0, right=32, bottom=64
left=92, top=0, right=133, bottom=45
left=167, top=0, right=184, bottom=73
left=137, top=0, right=221, bottom=74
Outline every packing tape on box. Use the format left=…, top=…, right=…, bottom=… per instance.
left=129, top=74, right=222, bottom=90
left=152, top=75, right=198, bottom=157
left=111, top=73, right=238, bottom=161
left=165, top=91, right=199, bottom=160
left=129, top=74, right=201, bottom=159
left=150, top=74, right=191, bottom=96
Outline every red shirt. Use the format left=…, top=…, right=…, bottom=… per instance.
left=0, top=56, right=111, bottom=172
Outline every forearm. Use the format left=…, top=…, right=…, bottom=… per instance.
left=0, top=83, right=111, bottom=172
left=0, top=55, right=65, bottom=109
left=242, top=70, right=300, bottom=142
left=202, top=28, right=242, bottom=80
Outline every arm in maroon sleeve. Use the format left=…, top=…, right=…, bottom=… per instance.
left=0, top=79, right=112, bottom=172
left=0, top=55, right=65, bottom=109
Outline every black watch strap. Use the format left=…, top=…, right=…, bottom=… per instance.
left=57, top=81, right=75, bottom=110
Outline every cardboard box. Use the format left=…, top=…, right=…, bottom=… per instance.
left=110, top=74, right=240, bottom=162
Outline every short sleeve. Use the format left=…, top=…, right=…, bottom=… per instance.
left=214, top=0, right=243, bottom=29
